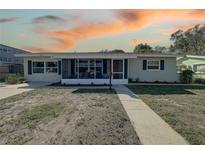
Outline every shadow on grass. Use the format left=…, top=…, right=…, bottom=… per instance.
left=72, top=88, right=116, bottom=94
left=127, top=85, right=205, bottom=95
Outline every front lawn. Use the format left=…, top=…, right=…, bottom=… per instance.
left=0, top=87, right=140, bottom=145
left=127, top=85, right=205, bottom=145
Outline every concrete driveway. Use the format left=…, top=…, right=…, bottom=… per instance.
left=0, top=82, right=50, bottom=100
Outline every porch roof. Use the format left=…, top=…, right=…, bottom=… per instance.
left=15, top=52, right=177, bottom=59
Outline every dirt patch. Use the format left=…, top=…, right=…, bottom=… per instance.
left=0, top=87, right=140, bottom=144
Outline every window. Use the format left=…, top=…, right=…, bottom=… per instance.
left=147, top=60, right=160, bottom=70
left=195, top=65, right=205, bottom=73
left=73, top=59, right=105, bottom=79
left=7, top=58, right=12, bottom=62
left=3, top=57, right=7, bottom=62
left=33, top=62, right=44, bottom=73
left=95, top=59, right=103, bottom=79
left=46, top=61, right=58, bottom=73
left=3, top=48, right=8, bottom=52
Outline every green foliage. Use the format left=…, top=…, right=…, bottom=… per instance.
left=170, top=24, right=205, bottom=55
left=194, top=78, right=205, bottom=84
left=180, top=70, right=194, bottom=83
left=0, top=78, right=5, bottom=83
left=110, top=49, right=125, bottom=53
left=128, top=78, right=133, bottom=83
left=5, top=74, right=25, bottom=84
left=128, top=78, right=139, bottom=83
left=99, top=49, right=125, bottom=53
left=154, top=46, right=167, bottom=53
left=133, top=43, right=153, bottom=53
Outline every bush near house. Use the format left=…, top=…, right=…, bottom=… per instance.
left=5, top=74, right=25, bottom=84
left=180, top=70, right=194, bottom=83
left=128, top=78, right=139, bottom=83
left=194, top=78, right=205, bottom=84
left=0, top=78, right=5, bottom=83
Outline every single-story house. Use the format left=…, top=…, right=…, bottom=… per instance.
left=16, top=52, right=179, bottom=84
left=177, top=55, right=205, bottom=73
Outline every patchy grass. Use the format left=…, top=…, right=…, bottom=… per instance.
left=17, top=102, right=64, bottom=127
left=0, top=87, right=140, bottom=144
left=127, top=85, right=205, bottom=145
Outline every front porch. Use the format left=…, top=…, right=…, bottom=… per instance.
left=61, top=58, right=128, bottom=85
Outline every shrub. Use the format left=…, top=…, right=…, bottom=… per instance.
left=180, top=70, right=194, bottom=84
left=18, top=77, right=25, bottom=83
left=135, top=78, right=139, bottom=83
left=128, top=78, right=133, bottom=83
left=5, top=74, right=25, bottom=84
left=194, top=78, right=205, bottom=84
left=0, top=78, right=5, bottom=83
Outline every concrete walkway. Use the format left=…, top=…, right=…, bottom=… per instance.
left=0, top=82, right=49, bottom=100
left=114, top=85, right=188, bottom=145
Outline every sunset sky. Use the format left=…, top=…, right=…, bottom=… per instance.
left=0, top=9, right=205, bottom=52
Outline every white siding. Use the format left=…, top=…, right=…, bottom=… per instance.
left=128, top=57, right=179, bottom=82
left=23, top=56, right=179, bottom=83
left=24, top=57, right=61, bottom=83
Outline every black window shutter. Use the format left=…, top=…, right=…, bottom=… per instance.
left=28, top=60, right=32, bottom=75
left=160, top=60, right=165, bottom=70
left=103, top=59, right=107, bottom=74
left=124, top=59, right=128, bottom=79
left=71, top=59, right=75, bottom=76
left=58, top=61, right=61, bottom=75
left=143, top=60, right=147, bottom=70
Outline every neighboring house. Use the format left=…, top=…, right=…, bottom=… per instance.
left=16, top=52, right=179, bottom=84
left=177, top=55, right=205, bottom=79
left=177, top=55, right=205, bottom=73
left=0, top=44, right=30, bottom=79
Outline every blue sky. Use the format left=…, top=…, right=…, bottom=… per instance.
left=0, top=9, right=204, bottom=52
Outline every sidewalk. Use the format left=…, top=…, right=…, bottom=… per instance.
left=0, top=82, right=49, bottom=100
left=114, top=85, right=188, bottom=145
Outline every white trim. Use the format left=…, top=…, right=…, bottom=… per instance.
left=146, top=60, right=161, bottom=71
left=32, top=61, right=45, bottom=74
left=45, top=61, right=58, bottom=74
left=32, top=60, right=58, bottom=74
left=61, top=79, right=128, bottom=85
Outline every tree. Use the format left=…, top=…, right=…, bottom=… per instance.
left=110, top=49, right=125, bottom=53
left=170, top=24, right=205, bottom=55
left=154, top=46, right=167, bottom=53
left=99, top=49, right=125, bottom=53
left=133, top=43, right=153, bottom=53
left=99, top=49, right=109, bottom=52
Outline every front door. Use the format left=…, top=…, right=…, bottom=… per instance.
left=112, top=59, right=124, bottom=79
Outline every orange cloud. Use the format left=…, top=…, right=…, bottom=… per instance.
left=26, top=10, right=205, bottom=52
